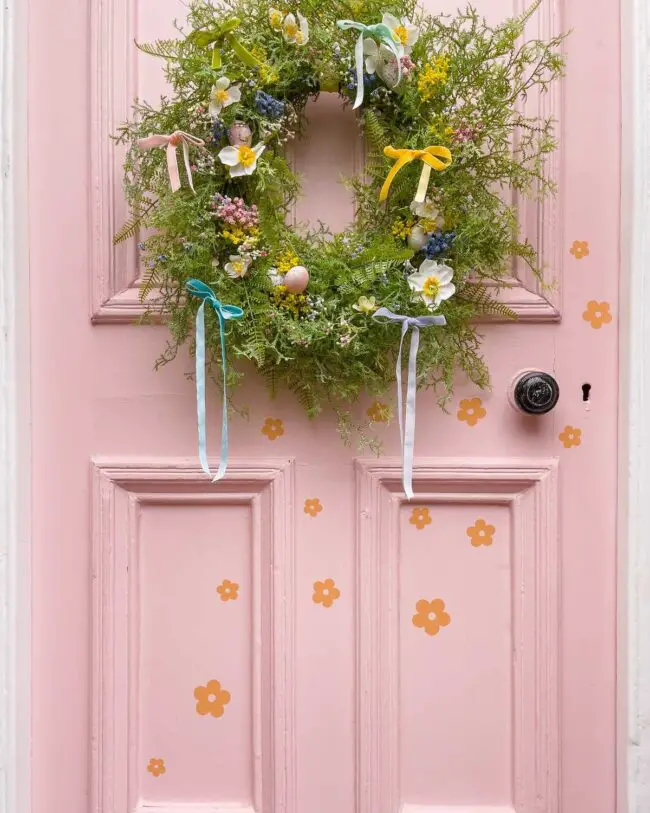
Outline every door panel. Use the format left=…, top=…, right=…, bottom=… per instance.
left=28, top=0, right=619, bottom=812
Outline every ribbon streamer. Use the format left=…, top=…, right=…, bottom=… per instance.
left=185, top=280, right=244, bottom=482
left=337, top=20, right=402, bottom=109
left=379, top=145, right=453, bottom=203
left=373, top=307, right=446, bottom=499
left=189, top=18, right=262, bottom=70
left=137, top=131, right=205, bottom=193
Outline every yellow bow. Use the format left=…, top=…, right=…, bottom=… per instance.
left=379, top=145, right=453, bottom=203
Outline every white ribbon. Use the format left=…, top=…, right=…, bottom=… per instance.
left=373, top=307, right=446, bottom=499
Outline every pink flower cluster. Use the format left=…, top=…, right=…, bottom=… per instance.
left=211, top=194, right=259, bottom=228
left=400, top=55, right=415, bottom=77
left=453, top=122, right=483, bottom=143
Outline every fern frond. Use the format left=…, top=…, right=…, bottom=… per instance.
left=113, top=199, right=158, bottom=245
left=460, top=283, right=518, bottom=320
left=135, top=38, right=181, bottom=59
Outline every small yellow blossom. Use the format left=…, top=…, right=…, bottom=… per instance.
left=271, top=285, right=311, bottom=317
left=418, top=55, right=450, bottom=100
left=221, top=226, right=247, bottom=244
left=353, top=296, right=377, bottom=314
left=391, top=217, right=415, bottom=240
left=276, top=250, right=301, bottom=274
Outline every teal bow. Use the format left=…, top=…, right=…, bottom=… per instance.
left=337, top=19, right=402, bottom=109
left=186, top=280, right=244, bottom=482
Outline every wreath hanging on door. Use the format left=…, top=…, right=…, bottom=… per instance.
left=115, top=0, right=564, bottom=492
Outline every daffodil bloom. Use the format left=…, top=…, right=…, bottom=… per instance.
left=269, top=7, right=284, bottom=30
left=408, top=260, right=455, bottom=310
left=218, top=142, right=266, bottom=177
left=282, top=12, right=309, bottom=45
left=353, top=295, right=378, bottom=313
left=382, top=13, right=419, bottom=54
left=411, top=198, right=445, bottom=231
left=208, top=77, right=241, bottom=118
left=225, top=254, right=252, bottom=279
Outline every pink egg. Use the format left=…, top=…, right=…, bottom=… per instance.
left=283, top=265, right=309, bottom=293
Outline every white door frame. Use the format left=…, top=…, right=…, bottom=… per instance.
left=0, top=1, right=30, bottom=812
left=0, top=0, right=647, bottom=811
left=620, top=0, right=650, bottom=810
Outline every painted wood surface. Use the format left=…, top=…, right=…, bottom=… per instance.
left=27, top=0, right=620, bottom=811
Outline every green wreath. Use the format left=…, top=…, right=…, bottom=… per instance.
left=116, top=0, right=565, bottom=434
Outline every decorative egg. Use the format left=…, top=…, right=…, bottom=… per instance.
left=283, top=265, right=309, bottom=293
left=408, top=225, right=429, bottom=252
left=227, top=120, right=252, bottom=147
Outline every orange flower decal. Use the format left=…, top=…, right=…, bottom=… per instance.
left=466, top=518, right=495, bottom=547
left=409, top=507, right=432, bottom=530
left=261, top=417, right=284, bottom=440
left=412, top=598, right=451, bottom=636
left=312, top=578, right=340, bottom=608
left=147, top=758, right=166, bottom=777
left=570, top=240, right=590, bottom=260
left=367, top=401, right=391, bottom=422
left=194, top=679, right=231, bottom=718
left=559, top=425, right=582, bottom=448
left=582, top=300, right=612, bottom=330
left=457, top=397, right=487, bottom=426
left=216, top=579, right=239, bottom=602
left=304, top=498, right=323, bottom=517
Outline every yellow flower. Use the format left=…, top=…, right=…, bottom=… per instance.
left=194, top=679, right=231, bottom=718
left=412, top=598, right=451, bottom=636
left=221, top=226, right=247, bottom=244
left=269, top=7, right=284, bottom=30
left=277, top=250, right=301, bottom=274
left=353, top=296, right=377, bottom=314
left=271, top=285, right=310, bottom=316
left=312, top=578, right=341, bottom=608
left=391, top=217, right=414, bottom=239
left=466, top=518, right=495, bottom=547
left=417, top=55, right=450, bottom=100
left=216, top=579, right=239, bottom=601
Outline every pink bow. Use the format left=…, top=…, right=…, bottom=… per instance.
left=136, top=131, right=205, bottom=193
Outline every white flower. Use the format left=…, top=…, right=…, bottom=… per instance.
left=282, top=12, right=309, bottom=45
left=208, top=77, right=241, bottom=118
left=410, top=198, right=445, bottom=230
left=225, top=254, right=251, bottom=279
left=218, top=142, right=266, bottom=177
left=408, top=260, right=455, bottom=310
left=382, top=13, right=419, bottom=54
left=269, top=7, right=283, bottom=30
left=267, top=267, right=283, bottom=286
left=363, top=39, right=400, bottom=87
left=353, top=295, right=378, bottom=314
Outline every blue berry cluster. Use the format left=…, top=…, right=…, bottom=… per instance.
left=346, top=69, right=376, bottom=91
left=426, top=230, right=457, bottom=259
left=211, top=119, right=226, bottom=145
left=255, top=90, right=285, bottom=119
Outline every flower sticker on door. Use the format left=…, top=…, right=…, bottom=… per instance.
left=582, top=301, right=612, bottom=329
left=466, top=518, right=495, bottom=547
left=409, top=507, right=432, bottom=530
left=457, top=397, right=487, bottom=426
left=412, top=598, right=451, bottom=636
left=194, top=679, right=231, bottom=718
left=147, top=758, right=166, bottom=778
left=261, top=417, right=284, bottom=440
left=559, top=425, right=582, bottom=448
left=570, top=240, right=590, bottom=260
left=216, top=579, right=239, bottom=601
left=304, top=498, right=323, bottom=517
left=312, top=578, right=340, bottom=608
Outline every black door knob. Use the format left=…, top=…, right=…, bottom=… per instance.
left=512, top=371, right=559, bottom=415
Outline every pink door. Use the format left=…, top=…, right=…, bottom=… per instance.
left=28, top=0, right=619, bottom=811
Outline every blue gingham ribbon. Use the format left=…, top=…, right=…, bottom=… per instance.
left=373, top=307, right=446, bottom=499
left=185, top=280, right=244, bottom=482
left=336, top=20, right=402, bottom=109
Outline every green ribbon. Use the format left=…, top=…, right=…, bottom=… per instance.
left=188, top=17, right=261, bottom=70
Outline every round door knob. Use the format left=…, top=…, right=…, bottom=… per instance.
left=511, top=371, right=559, bottom=415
